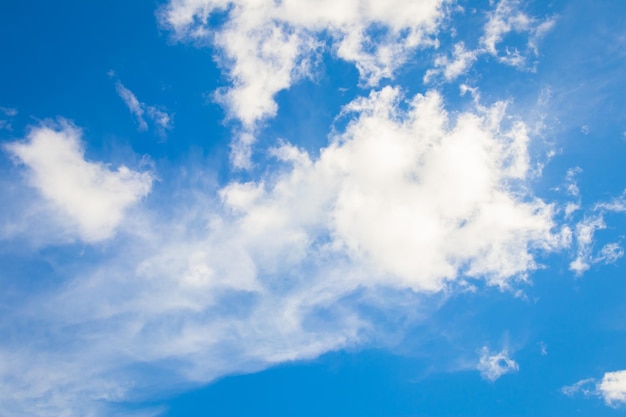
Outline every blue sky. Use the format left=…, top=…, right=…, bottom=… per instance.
left=1, top=0, right=626, bottom=416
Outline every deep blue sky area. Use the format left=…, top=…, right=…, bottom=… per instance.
left=0, top=0, right=230, bottom=167
left=1, top=1, right=626, bottom=416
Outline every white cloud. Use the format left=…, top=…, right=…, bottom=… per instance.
left=563, top=370, right=626, bottom=407
left=569, top=215, right=605, bottom=275
left=0, top=89, right=568, bottom=416
left=595, top=242, right=624, bottom=265
left=3, top=121, right=153, bottom=242
left=159, top=1, right=558, bottom=168
left=565, top=167, right=582, bottom=197
left=115, top=80, right=173, bottom=134
left=221, top=87, right=567, bottom=290
left=477, top=347, right=519, bottom=381
left=599, top=370, right=626, bottom=406
left=570, top=192, right=626, bottom=275
left=425, top=42, right=479, bottom=83
left=564, top=202, right=580, bottom=217
left=480, top=0, right=555, bottom=69
left=147, top=106, right=172, bottom=131
left=562, top=378, right=596, bottom=397
left=158, top=0, right=561, bottom=169
left=423, top=0, right=557, bottom=84
left=116, top=81, right=148, bottom=130
left=595, top=192, right=626, bottom=213
left=160, top=0, right=448, bottom=167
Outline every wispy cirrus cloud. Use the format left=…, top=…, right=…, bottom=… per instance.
left=113, top=76, right=173, bottom=135
left=569, top=191, right=626, bottom=275
left=425, top=0, right=555, bottom=84
left=481, top=0, right=555, bottom=69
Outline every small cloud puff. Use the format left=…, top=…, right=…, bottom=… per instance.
left=4, top=121, right=153, bottom=242
left=424, top=42, right=479, bottom=83
left=477, top=347, right=519, bottom=381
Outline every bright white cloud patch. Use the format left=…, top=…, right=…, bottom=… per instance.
left=4, top=122, right=153, bottom=242
left=160, top=0, right=448, bottom=167
left=222, top=87, right=566, bottom=290
left=599, top=370, right=626, bottom=406
left=477, top=347, right=519, bottom=381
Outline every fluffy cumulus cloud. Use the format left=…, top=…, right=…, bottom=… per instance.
left=563, top=370, right=626, bottom=407
left=4, top=122, right=153, bottom=242
left=599, top=370, right=626, bottom=406
left=0, top=85, right=570, bottom=416
left=477, top=347, right=519, bottom=381
left=221, top=87, right=567, bottom=290
left=160, top=0, right=448, bottom=167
